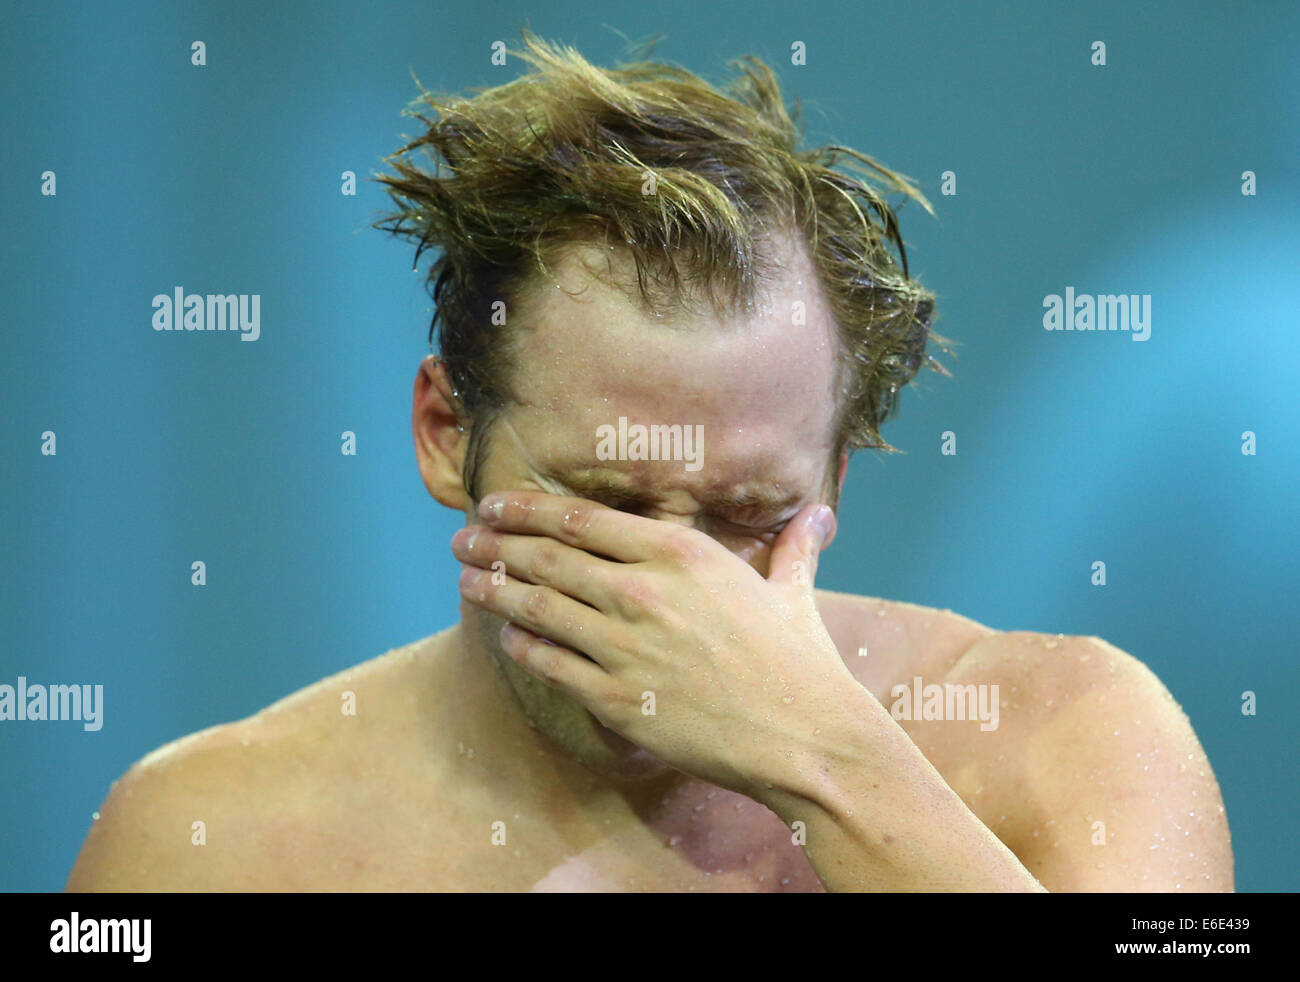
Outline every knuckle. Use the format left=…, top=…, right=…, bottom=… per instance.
left=520, top=588, right=550, bottom=625
left=660, top=530, right=705, bottom=566
left=615, top=575, right=663, bottom=617
left=559, top=503, right=596, bottom=543
left=531, top=649, right=561, bottom=682
left=608, top=684, right=639, bottom=711
left=526, top=544, right=558, bottom=582
left=593, top=685, right=633, bottom=722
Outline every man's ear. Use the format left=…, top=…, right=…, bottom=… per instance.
left=412, top=355, right=470, bottom=510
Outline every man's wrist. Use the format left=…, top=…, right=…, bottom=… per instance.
left=742, top=673, right=892, bottom=817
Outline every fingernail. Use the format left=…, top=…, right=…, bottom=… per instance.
left=812, top=505, right=836, bottom=543
left=478, top=494, right=504, bottom=521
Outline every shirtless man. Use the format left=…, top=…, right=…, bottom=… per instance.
left=67, top=36, right=1232, bottom=893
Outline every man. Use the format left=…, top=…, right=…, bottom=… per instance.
left=67, top=32, right=1232, bottom=892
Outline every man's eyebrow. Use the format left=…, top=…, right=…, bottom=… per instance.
left=546, top=470, right=803, bottom=512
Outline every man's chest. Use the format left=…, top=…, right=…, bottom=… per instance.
left=262, top=786, right=830, bottom=891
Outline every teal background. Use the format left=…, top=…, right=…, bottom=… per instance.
left=2, top=1, right=1296, bottom=891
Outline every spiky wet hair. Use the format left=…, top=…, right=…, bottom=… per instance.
left=371, top=28, right=952, bottom=498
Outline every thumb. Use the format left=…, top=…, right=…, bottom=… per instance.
left=767, top=504, right=836, bottom=590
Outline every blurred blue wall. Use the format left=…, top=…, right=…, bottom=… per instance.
left=2, top=0, right=1296, bottom=891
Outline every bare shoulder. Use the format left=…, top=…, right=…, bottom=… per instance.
left=812, top=588, right=997, bottom=695
left=65, top=714, right=274, bottom=891
left=65, top=637, right=439, bottom=892
left=936, top=631, right=1235, bottom=891
left=811, top=590, right=1234, bottom=891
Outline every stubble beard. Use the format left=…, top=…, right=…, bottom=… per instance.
left=467, top=603, right=670, bottom=782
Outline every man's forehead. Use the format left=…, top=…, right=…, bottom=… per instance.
left=507, top=243, right=842, bottom=446
left=518, top=232, right=831, bottom=341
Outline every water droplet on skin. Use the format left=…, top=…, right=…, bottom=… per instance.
left=91, top=811, right=100, bottom=822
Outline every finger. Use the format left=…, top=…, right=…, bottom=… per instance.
left=451, top=525, right=623, bottom=613
left=499, top=621, right=611, bottom=701
left=458, top=563, right=620, bottom=667
left=476, top=491, right=668, bottom=563
left=766, top=503, right=835, bottom=590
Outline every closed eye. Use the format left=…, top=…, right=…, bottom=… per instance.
left=588, top=494, right=792, bottom=533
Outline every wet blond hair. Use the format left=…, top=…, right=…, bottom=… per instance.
left=372, top=28, right=952, bottom=497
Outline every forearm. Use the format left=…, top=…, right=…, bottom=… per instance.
left=749, top=682, right=1048, bottom=892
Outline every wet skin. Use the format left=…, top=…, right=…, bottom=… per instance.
left=66, top=235, right=1234, bottom=891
